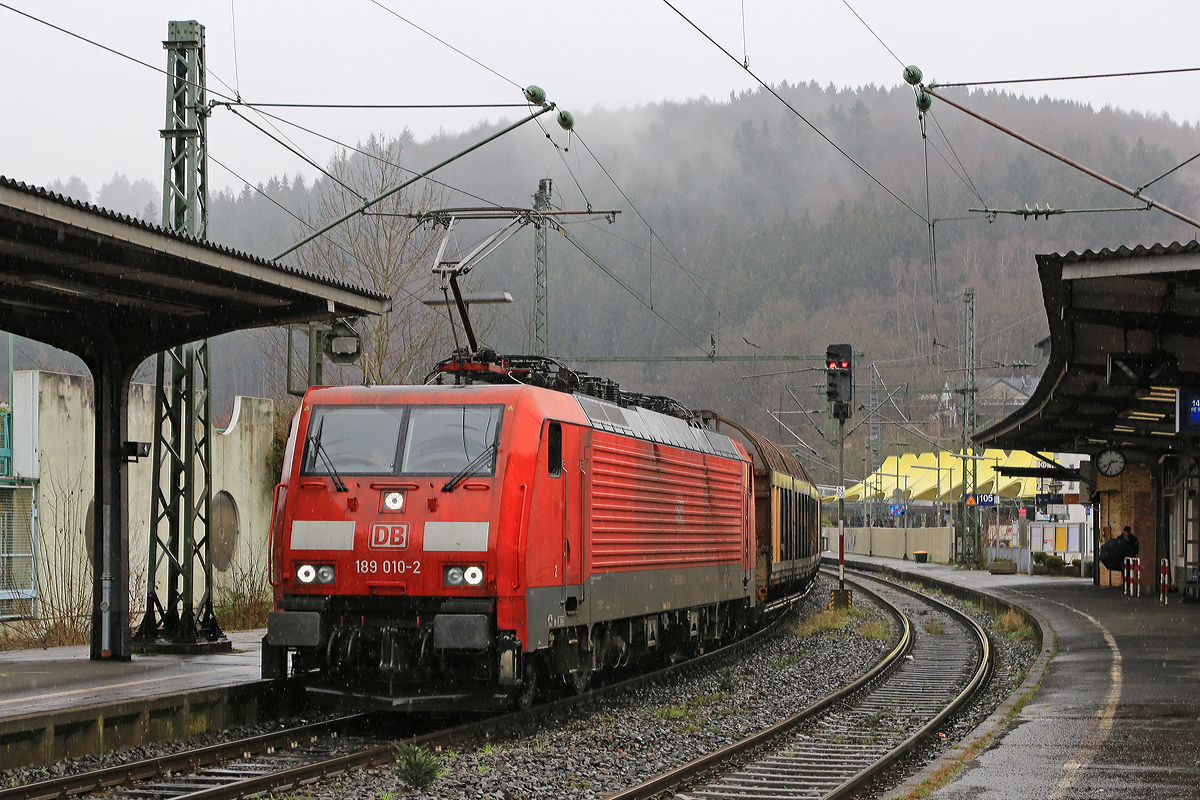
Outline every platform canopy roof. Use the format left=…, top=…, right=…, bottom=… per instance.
left=975, top=242, right=1200, bottom=459
left=0, top=176, right=390, bottom=366
left=0, top=175, right=391, bottom=662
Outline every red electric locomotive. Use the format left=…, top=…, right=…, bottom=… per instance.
left=263, top=354, right=819, bottom=710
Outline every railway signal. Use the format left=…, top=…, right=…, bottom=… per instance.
left=827, top=343, right=854, bottom=609
left=825, top=344, right=853, bottom=421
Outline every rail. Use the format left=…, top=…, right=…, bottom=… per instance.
left=606, top=567, right=991, bottom=800
left=0, top=582, right=821, bottom=800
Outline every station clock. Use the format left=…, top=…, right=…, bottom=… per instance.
left=1096, top=448, right=1127, bottom=478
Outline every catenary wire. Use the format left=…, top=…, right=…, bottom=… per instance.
left=209, top=152, right=438, bottom=311
left=660, top=0, right=927, bottom=224
left=229, top=0, right=242, bottom=99
left=935, top=65, right=1200, bottom=88
left=839, top=0, right=905, bottom=67
left=928, top=110, right=986, bottom=207
left=572, top=131, right=731, bottom=325
left=240, top=102, right=528, bottom=109
left=365, top=0, right=523, bottom=90
left=925, top=135, right=981, bottom=200
left=534, top=114, right=593, bottom=210
left=222, top=104, right=507, bottom=209
left=579, top=219, right=760, bottom=306
left=1137, top=148, right=1200, bottom=195
left=226, top=106, right=367, bottom=201
left=0, top=1, right=237, bottom=102
left=920, top=113, right=939, bottom=349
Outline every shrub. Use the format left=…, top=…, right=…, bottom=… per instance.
left=395, top=743, right=442, bottom=790
left=214, top=557, right=273, bottom=631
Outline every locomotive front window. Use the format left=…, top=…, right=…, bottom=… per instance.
left=301, top=406, right=406, bottom=476
left=401, top=405, right=503, bottom=475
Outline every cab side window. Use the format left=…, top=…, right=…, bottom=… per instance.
left=548, top=422, right=562, bottom=476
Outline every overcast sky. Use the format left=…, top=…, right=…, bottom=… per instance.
left=4, top=0, right=1200, bottom=195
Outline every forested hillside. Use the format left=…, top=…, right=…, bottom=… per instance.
left=36, top=82, right=1200, bottom=482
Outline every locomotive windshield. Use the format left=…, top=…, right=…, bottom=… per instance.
left=300, top=404, right=503, bottom=477
left=401, top=405, right=502, bottom=475
left=301, top=406, right=407, bottom=475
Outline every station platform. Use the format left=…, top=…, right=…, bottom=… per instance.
left=0, top=631, right=272, bottom=768
left=0, top=631, right=264, bottom=718
left=834, top=553, right=1200, bottom=799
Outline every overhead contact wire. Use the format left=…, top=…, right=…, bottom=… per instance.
left=929, top=111, right=986, bottom=207
left=224, top=104, right=506, bottom=208
left=240, top=102, right=528, bottom=109
left=839, top=0, right=905, bottom=67
left=0, top=1, right=237, bottom=102
left=660, top=0, right=927, bottom=224
left=226, top=106, right=367, bottom=201
left=936, top=65, right=1200, bottom=88
left=365, top=0, right=523, bottom=90
left=573, top=131, right=729, bottom=321
left=208, top=153, right=434, bottom=310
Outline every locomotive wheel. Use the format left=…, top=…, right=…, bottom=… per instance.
left=567, top=668, right=592, bottom=695
left=515, top=660, right=539, bottom=710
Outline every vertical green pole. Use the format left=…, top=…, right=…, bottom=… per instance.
left=533, top=179, right=552, bottom=357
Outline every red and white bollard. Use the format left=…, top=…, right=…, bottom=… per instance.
left=1124, top=557, right=1142, bottom=597
left=1161, top=558, right=1169, bottom=605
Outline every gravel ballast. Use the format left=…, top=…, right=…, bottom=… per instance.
left=4, top=569, right=1038, bottom=800
left=302, top=574, right=895, bottom=799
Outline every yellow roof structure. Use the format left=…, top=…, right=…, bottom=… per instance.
left=899, top=452, right=940, bottom=499
left=828, top=449, right=1044, bottom=504
left=907, top=451, right=957, bottom=501
left=974, top=449, right=1010, bottom=494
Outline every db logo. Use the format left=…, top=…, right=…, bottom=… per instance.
left=369, top=522, right=409, bottom=550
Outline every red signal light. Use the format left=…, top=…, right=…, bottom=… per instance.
left=839, top=360, right=849, bottom=369
left=827, top=360, right=838, bottom=369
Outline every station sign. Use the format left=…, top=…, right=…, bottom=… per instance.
left=963, top=493, right=997, bottom=507
left=1178, top=388, right=1200, bottom=433
left=1036, top=492, right=1063, bottom=506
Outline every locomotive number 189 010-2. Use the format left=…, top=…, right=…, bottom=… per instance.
left=355, top=559, right=421, bottom=575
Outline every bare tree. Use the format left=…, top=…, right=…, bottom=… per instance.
left=289, top=134, right=458, bottom=387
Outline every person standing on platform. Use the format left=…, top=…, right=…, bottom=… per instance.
left=1122, top=525, right=1140, bottom=559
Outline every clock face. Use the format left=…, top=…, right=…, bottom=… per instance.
left=1096, top=448, right=1126, bottom=477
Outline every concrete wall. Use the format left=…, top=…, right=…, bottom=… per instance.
left=11, top=371, right=274, bottom=625
left=822, top=526, right=954, bottom=563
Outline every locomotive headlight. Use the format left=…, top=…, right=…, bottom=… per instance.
left=444, top=566, right=465, bottom=585
left=297, top=564, right=316, bottom=583
left=316, top=565, right=336, bottom=584
left=464, top=565, right=484, bottom=585
left=383, top=491, right=404, bottom=511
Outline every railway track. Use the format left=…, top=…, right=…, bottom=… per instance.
left=0, top=586, right=817, bottom=800
left=608, top=567, right=992, bottom=800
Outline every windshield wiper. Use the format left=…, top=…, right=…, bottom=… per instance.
left=308, top=417, right=348, bottom=492
left=441, top=442, right=498, bottom=493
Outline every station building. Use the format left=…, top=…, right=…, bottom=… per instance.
left=976, top=242, right=1200, bottom=598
